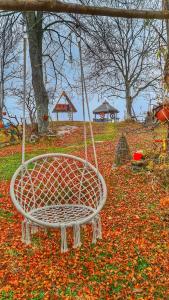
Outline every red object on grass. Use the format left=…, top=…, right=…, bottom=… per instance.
left=154, top=139, right=163, bottom=143
left=133, top=152, right=143, bottom=161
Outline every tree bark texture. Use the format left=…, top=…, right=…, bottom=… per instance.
left=25, top=12, right=49, bottom=134
left=126, top=86, right=132, bottom=119
left=0, top=83, right=3, bottom=120
left=163, top=0, right=169, bottom=88
left=2, top=1, right=169, bottom=20
left=163, top=0, right=169, bottom=152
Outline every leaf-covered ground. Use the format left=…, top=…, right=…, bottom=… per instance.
left=0, top=121, right=169, bottom=299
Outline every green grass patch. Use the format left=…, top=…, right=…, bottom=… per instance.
left=135, top=257, right=149, bottom=272
left=104, top=263, right=119, bottom=271
left=148, top=202, right=157, bottom=211
left=94, top=123, right=117, bottom=141
left=153, top=286, right=168, bottom=299
left=0, top=290, right=14, bottom=300
left=108, top=283, right=123, bottom=294
left=0, top=122, right=117, bottom=180
left=0, top=146, right=73, bottom=180
left=30, top=290, right=45, bottom=300
left=5, top=249, right=20, bottom=257
left=0, top=153, right=22, bottom=180
left=57, top=284, right=78, bottom=298
left=0, top=209, right=14, bottom=222
left=31, top=236, right=42, bottom=248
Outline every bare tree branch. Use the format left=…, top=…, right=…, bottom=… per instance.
left=0, top=1, right=168, bottom=20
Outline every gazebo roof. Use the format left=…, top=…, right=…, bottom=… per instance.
left=93, top=100, right=119, bottom=114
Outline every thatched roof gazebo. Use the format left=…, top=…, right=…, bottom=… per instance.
left=93, top=100, right=119, bottom=122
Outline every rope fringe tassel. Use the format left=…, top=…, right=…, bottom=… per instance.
left=61, top=225, right=68, bottom=253
left=92, top=218, right=97, bottom=244
left=92, top=215, right=102, bottom=243
left=22, top=220, right=31, bottom=244
left=96, top=215, right=102, bottom=239
left=73, top=223, right=82, bottom=248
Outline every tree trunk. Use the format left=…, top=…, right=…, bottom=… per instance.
left=0, top=55, right=4, bottom=121
left=0, top=84, right=3, bottom=120
left=25, top=12, right=49, bottom=134
left=163, top=1, right=169, bottom=154
left=0, top=79, right=4, bottom=120
left=126, top=87, right=132, bottom=119
left=29, top=111, right=34, bottom=126
left=163, top=0, right=169, bottom=88
left=163, top=0, right=169, bottom=46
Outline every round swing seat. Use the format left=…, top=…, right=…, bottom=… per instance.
left=29, top=205, right=96, bottom=226
left=10, top=153, right=107, bottom=228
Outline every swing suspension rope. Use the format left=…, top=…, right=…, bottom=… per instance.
left=78, top=38, right=98, bottom=169
left=22, top=29, right=27, bottom=164
left=21, top=32, right=98, bottom=170
left=10, top=28, right=107, bottom=253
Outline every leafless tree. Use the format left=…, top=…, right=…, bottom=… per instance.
left=12, top=75, right=59, bottom=126
left=162, top=0, right=169, bottom=89
left=0, top=0, right=164, bottom=128
left=12, top=82, right=37, bottom=125
left=0, top=15, right=21, bottom=119
left=76, top=0, right=161, bottom=118
left=0, top=11, right=76, bottom=133
left=23, top=12, right=77, bottom=134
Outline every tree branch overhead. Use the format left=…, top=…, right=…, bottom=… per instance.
left=0, top=1, right=169, bottom=20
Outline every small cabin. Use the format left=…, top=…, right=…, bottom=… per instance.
left=52, top=91, right=77, bottom=121
left=93, top=100, right=119, bottom=122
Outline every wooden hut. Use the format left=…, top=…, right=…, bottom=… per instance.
left=52, top=91, right=77, bottom=121
left=93, top=100, right=119, bottom=122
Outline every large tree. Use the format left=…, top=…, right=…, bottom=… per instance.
left=25, top=12, right=49, bottom=134
left=77, top=0, right=161, bottom=118
left=25, top=11, right=76, bottom=133
left=163, top=0, right=169, bottom=88
left=0, top=0, right=163, bottom=127
left=0, top=11, right=74, bottom=133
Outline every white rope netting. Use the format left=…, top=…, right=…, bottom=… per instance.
left=10, top=153, right=107, bottom=246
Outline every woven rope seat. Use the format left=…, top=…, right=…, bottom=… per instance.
left=10, top=153, right=107, bottom=252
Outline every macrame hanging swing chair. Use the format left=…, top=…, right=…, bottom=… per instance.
left=10, top=32, right=107, bottom=253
